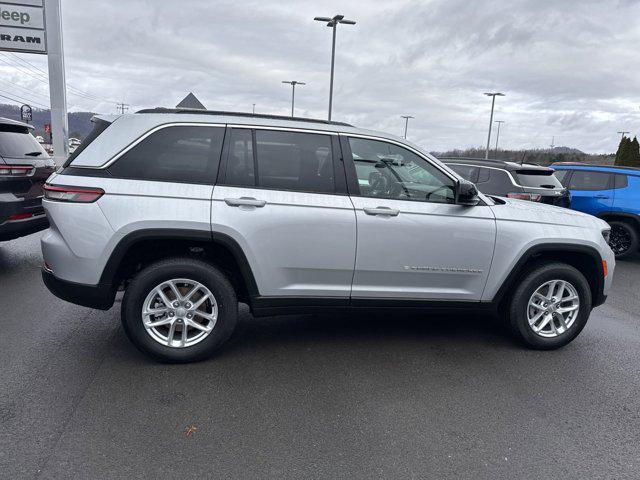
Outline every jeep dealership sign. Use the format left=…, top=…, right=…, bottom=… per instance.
left=0, top=0, right=46, bottom=53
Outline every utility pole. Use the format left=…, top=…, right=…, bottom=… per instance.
left=494, top=120, right=505, bottom=152
left=282, top=81, right=306, bottom=117
left=314, top=14, right=356, bottom=121
left=484, top=92, right=504, bottom=159
left=617, top=131, right=630, bottom=141
left=116, top=102, right=129, bottom=114
left=550, top=136, right=555, bottom=149
left=401, top=115, right=414, bottom=139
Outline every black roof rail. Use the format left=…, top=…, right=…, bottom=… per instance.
left=437, top=156, right=512, bottom=164
left=135, top=107, right=354, bottom=127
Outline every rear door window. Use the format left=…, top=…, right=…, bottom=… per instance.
left=476, top=168, right=513, bottom=195
left=108, top=125, right=225, bottom=184
left=568, top=171, right=613, bottom=191
left=614, top=174, right=628, bottom=189
left=254, top=130, right=335, bottom=193
left=448, top=164, right=479, bottom=183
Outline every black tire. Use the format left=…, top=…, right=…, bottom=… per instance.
left=608, top=220, right=638, bottom=260
left=508, top=262, right=592, bottom=350
left=121, top=257, right=238, bottom=363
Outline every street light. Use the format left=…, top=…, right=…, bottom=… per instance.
left=484, top=92, right=505, bottom=159
left=494, top=120, right=505, bottom=152
left=314, top=14, right=356, bottom=121
left=401, top=115, right=414, bottom=139
left=282, top=80, right=306, bottom=117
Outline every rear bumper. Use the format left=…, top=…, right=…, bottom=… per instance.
left=0, top=193, right=48, bottom=241
left=41, top=268, right=116, bottom=310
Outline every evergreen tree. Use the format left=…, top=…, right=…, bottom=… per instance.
left=615, top=136, right=631, bottom=166
left=630, top=136, right=640, bottom=166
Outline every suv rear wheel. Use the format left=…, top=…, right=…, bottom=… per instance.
left=608, top=220, right=638, bottom=260
left=121, top=258, right=238, bottom=363
left=508, top=263, right=592, bottom=350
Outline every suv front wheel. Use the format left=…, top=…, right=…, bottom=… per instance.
left=121, top=258, right=238, bottom=363
left=508, top=263, right=592, bottom=350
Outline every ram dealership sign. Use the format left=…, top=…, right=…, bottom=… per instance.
left=0, top=0, right=46, bottom=54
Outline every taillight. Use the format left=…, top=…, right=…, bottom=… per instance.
left=7, top=212, right=34, bottom=221
left=506, top=192, right=542, bottom=202
left=43, top=184, right=104, bottom=203
left=0, top=165, right=35, bottom=176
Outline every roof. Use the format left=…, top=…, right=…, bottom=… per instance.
left=176, top=93, right=206, bottom=110
left=552, top=164, right=640, bottom=174
left=136, top=107, right=354, bottom=127
left=438, top=157, right=552, bottom=172
left=0, top=116, right=34, bottom=129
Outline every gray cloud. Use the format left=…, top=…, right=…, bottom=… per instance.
left=1, top=0, right=639, bottom=153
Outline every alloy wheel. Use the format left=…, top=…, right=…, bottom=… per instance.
left=527, top=279, right=580, bottom=338
left=609, top=225, right=632, bottom=256
left=141, top=278, right=218, bottom=348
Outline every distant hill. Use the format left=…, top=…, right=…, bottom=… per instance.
left=0, top=103, right=95, bottom=139
left=432, top=147, right=613, bottom=166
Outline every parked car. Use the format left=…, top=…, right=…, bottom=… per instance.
left=41, top=110, right=614, bottom=362
left=552, top=164, right=640, bottom=259
left=0, top=117, right=55, bottom=242
left=439, top=157, right=571, bottom=207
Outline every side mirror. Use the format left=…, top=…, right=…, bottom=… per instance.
left=456, top=179, right=480, bottom=206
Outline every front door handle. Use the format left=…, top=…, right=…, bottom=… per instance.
left=224, top=197, right=266, bottom=207
left=364, top=207, right=400, bottom=217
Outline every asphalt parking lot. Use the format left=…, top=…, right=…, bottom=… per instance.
left=1, top=232, right=639, bottom=480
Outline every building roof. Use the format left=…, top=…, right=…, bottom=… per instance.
left=176, top=93, right=206, bottom=110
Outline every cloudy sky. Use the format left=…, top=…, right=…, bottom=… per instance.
left=1, top=0, right=639, bottom=153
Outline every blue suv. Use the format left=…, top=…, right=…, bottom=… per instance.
left=552, top=164, right=640, bottom=259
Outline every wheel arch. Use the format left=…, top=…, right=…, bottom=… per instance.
left=598, top=212, right=640, bottom=230
left=100, top=229, right=260, bottom=304
left=492, top=243, right=605, bottom=310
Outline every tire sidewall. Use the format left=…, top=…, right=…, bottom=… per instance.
left=121, top=258, right=238, bottom=363
left=509, top=264, right=592, bottom=350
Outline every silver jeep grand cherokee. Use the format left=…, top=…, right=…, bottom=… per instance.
left=41, top=109, right=615, bottom=362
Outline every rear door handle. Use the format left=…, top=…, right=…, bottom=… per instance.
left=364, top=207, right=400, bottom=217
left=595, top=195, right=610, bottom=199
left=224, top=197, right=266, bottom=207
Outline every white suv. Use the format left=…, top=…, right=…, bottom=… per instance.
left=41, top=109, right=615, bottom=362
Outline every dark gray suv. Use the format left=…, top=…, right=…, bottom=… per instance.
left=0, top=117, right=55, bottom=241
left=440, top=157, right=571, bottom=207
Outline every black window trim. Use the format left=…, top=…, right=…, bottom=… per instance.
left=218, top=125, right=348, bottom=196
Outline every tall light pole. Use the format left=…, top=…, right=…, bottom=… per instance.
left=617, top=130, right=630, bottom=141
left=401, top=115, right=414, bottom=139
left=494, top=120, right=505, bottom=152
left=484, top=92, right=504, bottom=159
left=314, top=14, right=356, bottom=121
left=252, top=104, right=256, bottom=114
left=282, top=81, right=306, bottom=117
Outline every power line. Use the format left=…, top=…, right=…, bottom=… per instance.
left=0, top=91, right=49, bottom=109
left=0, top=52, right=120, bottom=106
left=0, top=78, right=50, bottom=102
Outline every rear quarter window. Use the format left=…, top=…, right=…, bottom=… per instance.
left=108, top=125, right=225, bottom=184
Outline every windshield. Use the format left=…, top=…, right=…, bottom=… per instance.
left=515, top=170, right=563, bottom=188
left=0, top=125, right=48, bottom=159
